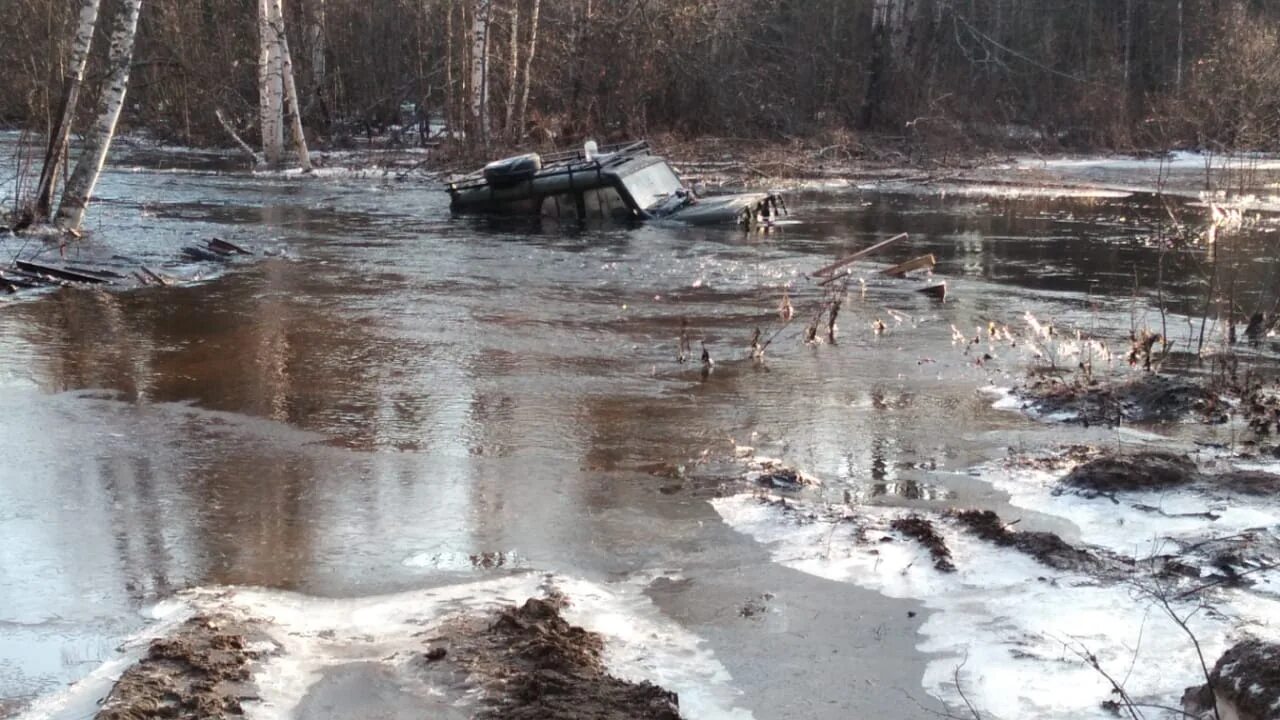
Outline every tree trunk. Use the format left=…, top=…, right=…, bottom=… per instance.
left=1175, top=0, right=1184, bottom=93
left=860, top=0, right=894, bottom=129
left=258, top=0, right=285, bottom=167
left=470, top=0, right=492, bottom=146
left=34, top=0, right=101, bottom=221
left=272, top=0, right=312, bottom=170
left=515, top=0, right=540, bottom=141
left=307, top=0, right=326, bottom=99
left=55, top=0, right=142, bottom=231
left=504, top=0, right=519, bottom=139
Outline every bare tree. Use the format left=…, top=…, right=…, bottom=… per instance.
left=515, top=0, right=540, bottom=140
left=55, top=0, right=143, bottom=231
left=33, top=0, right=100, bottom=222
left=471, top=0, right=493, bottom=145
left=258, top=0, right=285, bottom=166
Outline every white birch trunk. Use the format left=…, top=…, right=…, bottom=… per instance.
left=55, top=0, right=142, bottom=231
left=504, top=0, right=519, bottom=138
left=516, top=0, right=540, bottom=138
left=270, top=0, right=312, bottom=171
left=35, top=0, right=101, bottom=220
left=259, top=0, right=285, bottom=167
left=471, top=0, right=492, bottom=143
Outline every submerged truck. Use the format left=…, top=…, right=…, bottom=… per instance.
left=445, top=141, right=786, bottom=227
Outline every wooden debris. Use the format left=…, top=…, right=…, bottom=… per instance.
left=918, top=282, right=947, bottom=300
left=811, top=232, right=908, bottom=279
left=140, top=265, right=173, bottom=286
left=181, top=245, right=224, bottom=262
left=208, top=238, right=252, bottom=255
left=14, top=260, right=110, bottom=284
left=0, top=270, right=46, bottom=289
left=882, top=253, right=935, bottom=278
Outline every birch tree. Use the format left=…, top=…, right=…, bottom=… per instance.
left=515, top=0, right=540, bottom=140
left=275, top=0, right=312, bottom=171
left=504, top=0, right=520, bottom=138
left=258, top=0, right=310, bottom=170
left=471, top=0, right=493, bottom=144
left=258, top=0, right=285, bottom=166
left=55, top=0, right=142, bottom=231
left=34, top=0, right=100, bottom=221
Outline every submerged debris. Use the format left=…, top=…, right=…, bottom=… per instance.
left=1059, top=451, right=1200, bottom=496
left=890, top=515, right=956, bottom=573
left=1018, top=372, right=1222, bottom=425
left=96, top=614, right=259, bottom=720
left=445, top=597, right=684, bottom=720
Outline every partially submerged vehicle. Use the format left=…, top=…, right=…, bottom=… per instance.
left=446, top=140, right=786, bottom=227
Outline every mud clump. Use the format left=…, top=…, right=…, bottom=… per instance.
left=448, top=597, right=683, bottom=720
left=1213, top=470, right=1280, bottom=496
left=96, top=614, right=259, bottom=720
left=890, top=515, right=956, bottom=572
left=1060, top=451, right=1200, bottom=497
left=1183, top=639, right=1280, bottom=720
left=1021, top=373, right=1221, bottom=426
left=951, top=509, right=1102, bottom=571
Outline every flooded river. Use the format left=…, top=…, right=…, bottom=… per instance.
left=3, top=140, right=1280, bottom=719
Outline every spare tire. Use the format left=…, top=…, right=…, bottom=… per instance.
left=483, top=153, right=542, bottom=187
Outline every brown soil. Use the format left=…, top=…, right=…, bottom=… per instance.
left=441, top=597, right=683, bottom=720
left=951, top=509, right=1103, bottom=572
left=1002, top=444, right=1101, bottom=472
left=1020, top=373, right=1222, bottom=426
left=890, top=515, right=957, bottom=573
left=96, top=614, right=260, bottom=720
left=1213, top=470, right=1280, bottom=496
left=1060, top=451, right=1201, bottom=497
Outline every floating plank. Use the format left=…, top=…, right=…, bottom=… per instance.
left=65, top=265, right=128, bottom=280
left=181, top=246, right=225, bottom=262
left=140, top=265, right=172, bottom=286
left=883, top=254, right=936, bottom=278
left=208, top=238, right=252, bottom=255
left=14, top=260, right=110, bottom=284
left=811, top=232, right=909, bottom=278
left=0, top=271, right=46, bottom=289
left=917, top=282, right=947, bottom=300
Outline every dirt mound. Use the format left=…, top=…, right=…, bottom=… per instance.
left=951, top=509, right=1102, bottom=571
left=447, top=597, right=683, bottom=720
left=1213, top=470, right=1280, bottom=496
left=96, top=614, right=259, bottom=720
left=1021, top=373, right=1221, bottom=426
left=1184, top=640, right=1280, bottom=720
left=890, top=515, right=956, bottom=572
left=1059, top=452, right=1200, bottom=496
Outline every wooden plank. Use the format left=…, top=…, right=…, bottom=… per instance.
left=811, top=232, right=908, bottom=278
left=14, top=260, right=110, bottom=284
left=882, top=253, right=935, bottom=278
left=917, top=283, right=947, bottom=300
left=208, top=238, right=252, bottom=255
left=181, top=246, right=225, bottom=262
left=140, top=265, right=172, bottom=286
left=0, top=271, right=46, bottom=289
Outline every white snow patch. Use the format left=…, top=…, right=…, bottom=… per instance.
left=712, top=493, right=1280, bottom=720
left=26, top=574, right=752, bottom=720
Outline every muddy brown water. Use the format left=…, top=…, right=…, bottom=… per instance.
left=3, top=140, right=1280, bottom=718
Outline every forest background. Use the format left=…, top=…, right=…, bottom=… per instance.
left=5, top=0, right=1280, bottom=169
